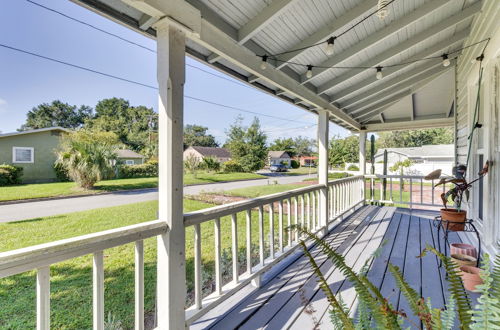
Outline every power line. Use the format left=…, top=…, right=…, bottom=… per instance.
left=0, top=42, right=313, bottom=125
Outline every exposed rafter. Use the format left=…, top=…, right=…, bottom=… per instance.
left=365, top=116, right=454, bottom=132
left=299, top=0, right=451, bottom=84
left=330, top=29, right=470, bottom=102
left=138, top=13, right=158, bottom=30
left=411, top=94, right=416, bottom=120
left=380, top=113, right=385, bottom=123
left=275, top=0, right=377, bottom=69
left=355, top=90, right=413, bottom=121
left=317, top=2, right=481, bottom=95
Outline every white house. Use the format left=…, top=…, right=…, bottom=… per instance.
left=267, top=150, right=292, bottom=168
left=183, top=146, right=231, bottom=164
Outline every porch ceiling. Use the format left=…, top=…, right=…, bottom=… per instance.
left=71, top=0, right=481, bottom=132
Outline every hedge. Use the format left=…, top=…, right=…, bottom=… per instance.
left=119, top=161, right=158, bottom=178
left=222, top=160, right=244, bottom=173
left=0, top=164, right=23, bottom=186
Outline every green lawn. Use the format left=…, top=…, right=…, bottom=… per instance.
left=283, top=167, right=317, bottom=175
left=0, top=172, right=265, bottom=202
left=222, top=183, right=309, bottom=198
left=0, top=198, right=286, bottom=329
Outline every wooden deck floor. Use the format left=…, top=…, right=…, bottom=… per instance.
left=192, top=205, right=477, bottom=329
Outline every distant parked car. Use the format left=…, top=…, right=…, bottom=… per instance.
left=270, top=164, right=288, bottom=172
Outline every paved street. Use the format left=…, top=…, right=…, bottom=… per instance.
left=0, top=174, right=313, bottom=222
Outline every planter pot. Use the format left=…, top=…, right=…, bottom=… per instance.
left=440, top=209, right=467, bottom=231
left=450, top=243, right=477, bottom=259
left=451, top=254, right=477, bottom=268
left=460, top=266, right=483, bottom=292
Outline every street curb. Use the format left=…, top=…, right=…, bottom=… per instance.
left=0, top=176, right=273, bottom=206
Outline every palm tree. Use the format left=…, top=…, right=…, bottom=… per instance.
left=56, top=130, right=119, bottom=189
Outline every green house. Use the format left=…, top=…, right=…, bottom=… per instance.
left=0, top=127, right=68, bottom=183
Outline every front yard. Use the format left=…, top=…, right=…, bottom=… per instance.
left=0, top=172, right=265, bottom=202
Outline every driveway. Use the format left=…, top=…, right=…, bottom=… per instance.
left=0, top=174, right=313, bottom=223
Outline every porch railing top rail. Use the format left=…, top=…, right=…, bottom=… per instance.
left=184, top=175, right=363, bottom=226
left=0, top=219, right=168, bottom=279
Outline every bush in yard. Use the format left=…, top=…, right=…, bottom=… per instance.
left=290, top=160, right=300, bottom=169
left=56, top=130, right=120, bottom=189
left=347, top=164, right=359, bottom=171
left=201, top=156, right=221, bottom=173
left=53, top=162, right=71, bottom=182
left=119, top=160, right=158, bottom=178
left=0, top=164, right=23, bottom=186
left=184, top=154, right=200, bottom=176
left=330, top=172, right=351, bottom=179
left=222, top=160, right=244, bottom=173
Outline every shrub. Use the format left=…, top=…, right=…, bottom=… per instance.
left=0, top=164, right=23, bottom=186
left=184, top=154, right=200, bottom=176
left=290, top=160, right=300, bottom=169
left=54, top=162, right=71, bottom=182
left=222, top=160, right=244, bottom=173
left=201, top=156, right=221, bottom=173
left=347, top=164, right=359, bottom=171
left=119, top=161, right=158, bottom=178
left=329, top=172, right=352, bottom=179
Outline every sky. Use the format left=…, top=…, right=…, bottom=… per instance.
left=0, top=0, right=350, bottom=144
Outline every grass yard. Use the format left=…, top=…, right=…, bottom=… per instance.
left=221, top=183, right=309, bottom=198
left=0, top=172, right=265, bottom=202
left=284, top=167, right=317, bottom=175
left=0, top=198, right=287, bottom=329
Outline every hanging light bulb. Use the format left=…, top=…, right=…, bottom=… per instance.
left=325, top=36, right=336, bottom=55
left=376, top=66, right=383, bottom=80
left=306, top=65, right=313, bottom=79
left=442, top=54, right=451, bottom=67
left=260, top=55, right=268, bottom=70
left=377, top=0, right=390, bottom=20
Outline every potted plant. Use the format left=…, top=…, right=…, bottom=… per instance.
left=425, top=162, right=489, bottom=231
left=460, top=265, right=483, bottom=291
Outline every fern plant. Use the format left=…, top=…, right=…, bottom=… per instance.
left=291, top=225, right=500, bottom=330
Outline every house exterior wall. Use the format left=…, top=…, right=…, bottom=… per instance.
left=269, top=157, right=291, bottom=168
left=183, top=148, right=230, bottom=164
left=120, top=158, right=144, bottom=165
left=455, top=0, right=500, bottom=254
left=0, top=131, right=62, bottom=183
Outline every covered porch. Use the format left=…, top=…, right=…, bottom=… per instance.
left=1, top=0, right=499, bottom=329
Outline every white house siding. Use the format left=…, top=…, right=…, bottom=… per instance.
left=455, top=0, right=500, bottom=254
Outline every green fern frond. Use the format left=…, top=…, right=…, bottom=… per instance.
left=431, top=308, right=444, bottom=330
left=293, top=225, right=401, bottom=329
left=300, top=241, right=355, bottom=330
left=421, top=245, right=472, bottom=329
left=441, top=295, right=456, bottom=330
left=388, top=264, right=432, bottom=329
left=355, top=298, right=371, bottom=330
left=470, top=254, right=500, bottom=329
left=491, top=254, right=500, bottom=322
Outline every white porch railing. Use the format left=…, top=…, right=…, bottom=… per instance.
left=366, top=174, right=451, bottom=208
left=0, top=176, right=364, bottom=329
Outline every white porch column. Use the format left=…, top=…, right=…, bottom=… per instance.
left=359, top=131, right=367, bottom=175
left=156, top=21, right=186, bottom=330
left=318, top=109, right=329, bottom=235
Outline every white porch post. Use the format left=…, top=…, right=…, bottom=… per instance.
left=359, top=131, right=367, bottom=175
left=318, top=109, right=329, bottom=235
left=156, top=21, right=186, bottom=329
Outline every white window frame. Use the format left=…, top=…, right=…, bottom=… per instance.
left=125, top=160, right=135, bottom=165
left=12, top=147, right=34, bottom=163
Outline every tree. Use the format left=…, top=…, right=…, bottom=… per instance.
left=19, top=100, right=92, bottom=130
left=184, top=154, right=200, bottom=176
left=269, top=138, right=296, bottom=157
left=294, top=136, right=316, bottom=156
left=201, top=156, right=221, bottom=173
left=184, top=125, right=219, bottom=148
left=56, top=130, right=120, bottom=189
left=376, top=128, right=453, bottom=148
left=225, top=116, right=267, bottom=172
left=87, top=98, right=158, bottom=153
left=328, top=135, right=359, bottom=167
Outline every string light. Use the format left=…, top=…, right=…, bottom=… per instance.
left=306, top=65, right=313, bottom=79
left=376, top=66, right=383, bottom=80
left=377, top=0, right=390, bottom=20
left=260, top=55, right=268, bottom=70
left=325, top=36, right=336, bottom=55
left=442, top=54, right=451, bottom=67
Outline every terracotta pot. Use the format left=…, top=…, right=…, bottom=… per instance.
left=451, top=254, right=477, bottom=268
left=440, top=209, right=467, bottom=231
left=460, top=266, right=483, bottom=291
left=450, top=243, right=477, bottom=259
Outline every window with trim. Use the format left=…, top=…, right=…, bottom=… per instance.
left=125, top=160, right=135, bottom=165
left=12, top=147, right=34, bottom=163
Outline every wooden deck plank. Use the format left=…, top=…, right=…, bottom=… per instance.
left=206, top=206, right=377, bottom=329
left=239, top=207, right=386, bottom=329
left=288, top=207, right=395, bottom=329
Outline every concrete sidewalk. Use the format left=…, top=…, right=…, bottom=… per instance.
left=0, top=174, right=313, bottom=222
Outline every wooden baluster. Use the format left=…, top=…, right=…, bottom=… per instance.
left=258, top=206, right=264, bottom=266
left=246, top=210, right=252, bottom=274
left=194, top=224, right=202, bottom=309
left=93, top=251, right=104, bottom=330
left=287, top=198, right=292, bottom=246
left=135, top=240, right=144, bottom=329
left=37, top=266, right=50, bottom=330
left=269, top=204, right=275, bottom=259
left=300, top=195, right=305, bottom=231
left=231, top=214, right=239, bottom=283
left=306, top=193, right=311, bottom=230
left=294, top=197, right=299, bottom=242
left=420, top=178, right=424, bottom=205
left=214, top=218, right=222, bottom=295
left=311, top=192, right=316, bottom=230
left=278, top=200, right=284, bottom=253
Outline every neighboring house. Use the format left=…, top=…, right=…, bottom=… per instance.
left=116, top=149, right=145, bottom=165
left=0, top=127, right=69, bottom=183
left=294, top=155, right=318, bottom=167
left=373, top=144, right=454, bottom=175
left=268, top=151, right=292, bottom=168
left=183, top=146, right=231, bottom=163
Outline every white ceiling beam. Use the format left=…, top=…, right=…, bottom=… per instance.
left=380, top=113, right=385, bottom=123
left=345, top=65, right=453, bottom=115
left=330, top=29, right=470, bottom=102
left=364, top=116, right=454, bottom=132
left=138, top=13, right=158, bottom=30
left=238, top=0, right=298, bottom=44
left=317, top=2, right=481, bottom=95
left=355, top=90, right=413, bottom=121
left=300, top=0, right=451, bottom=84
left=248, top=75, right=260, bottom=83
left=275, top=0, right=378, bottom=69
